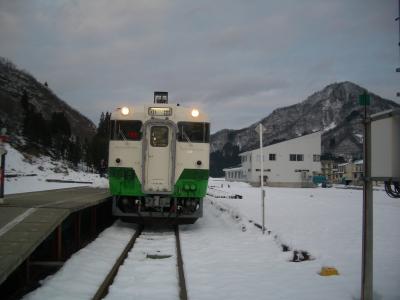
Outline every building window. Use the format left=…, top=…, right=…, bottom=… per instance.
left=269, top=153, right=276, bottom=161
left=313, top=154, right=320, bottom=162
left=290, top=154, right=304, bottom=161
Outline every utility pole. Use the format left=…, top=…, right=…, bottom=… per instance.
left=255, top=123, right=266, bottom=234
left=0, top=128, right=7, bottom=204
left=359, top=93, right=373, bottom=300
left=396, top=0, right=400, bottom=96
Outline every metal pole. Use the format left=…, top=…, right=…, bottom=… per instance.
left=361, top=104, right=373, bottom=300
left=0, top=129, right=7, bottom=204
left=56, top=225, right=62, bottom=261
left=259, top=124, right=265, bottom=234
left=397, top=0, right=400, bottom=98
left=0, top=153, right=5, bottom=203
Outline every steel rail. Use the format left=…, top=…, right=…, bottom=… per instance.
left=92, top=225, right=143, bottom=300
left=175, top=225, right=188, bottom=300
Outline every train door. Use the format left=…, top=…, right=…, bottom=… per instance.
left=143, top=124, right=174, bottom=193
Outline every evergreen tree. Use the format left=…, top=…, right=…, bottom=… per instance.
left=210, top=143, right=241, bottom=177
left=21, top=90, right=29, bottom=110
left=19, top=92, right=84, bottom=164
left=67, top=136, right=82, bottom=167
left=50, top=112, right=72, bottom=159
left=86, top=112, right=111, bottom=171
left=32, top=112, right=51, bottom=146
left=82, top=138, right=93, bottom=168
left=20, top=91, right=51, bottom=146
left=51, top=112, right=71, bottom=137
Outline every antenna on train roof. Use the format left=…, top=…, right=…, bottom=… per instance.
left=154, top=91, right=168, bottom=104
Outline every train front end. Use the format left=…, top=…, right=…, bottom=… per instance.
left=108, top=92, right=210, bottom=224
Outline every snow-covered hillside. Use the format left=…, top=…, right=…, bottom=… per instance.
left=3, top=143, right=108, bottom=194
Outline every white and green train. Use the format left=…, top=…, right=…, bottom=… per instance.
left=108, top=92, right=210, bottom=224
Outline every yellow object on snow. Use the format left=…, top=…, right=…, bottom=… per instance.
left=319, top=267, right=339, bottom=276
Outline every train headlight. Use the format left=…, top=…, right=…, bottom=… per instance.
left=121, top=107, right=130, bottom=115
left=191, top=109, right=199, bottom=118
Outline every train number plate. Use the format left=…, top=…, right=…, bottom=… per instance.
left=148, top=107, right=172, bottom=116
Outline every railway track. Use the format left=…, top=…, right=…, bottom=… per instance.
left=93, top=225, right=188, bottom=300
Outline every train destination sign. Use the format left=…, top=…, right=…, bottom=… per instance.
left=148, top=107, right=173, bottom=116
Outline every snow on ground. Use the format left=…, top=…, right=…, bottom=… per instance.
left=193, top=178, right=400, bottom=300
left=3, top=144, right=400, bottom=299
left=24, top=178, right=399, bottom=300
left=23, top=221, right=138, bottom=300
left=106, top=230, right=178, bottom=300
left=3, top=143, right=108, bottom=194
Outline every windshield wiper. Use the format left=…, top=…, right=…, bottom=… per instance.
left=182, top=129, right=192, bottom=144
left=119, top=129, right=127, bottom=141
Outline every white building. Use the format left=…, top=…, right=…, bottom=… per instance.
left=224, top=131, right=322, bottom=187
left=222, top=166, right=243, bottom=181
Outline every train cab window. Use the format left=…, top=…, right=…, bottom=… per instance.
left=111, top=120, right=142, bottom=141
left=177, top=122, right=210, bottom=143
left=150, top=126, right=169, bottom=147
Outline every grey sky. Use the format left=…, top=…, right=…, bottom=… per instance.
left=0, top=0, right=398, bottom=133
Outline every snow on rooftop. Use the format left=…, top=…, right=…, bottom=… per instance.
left=324, top=121, right=336, bottom=132
left=354, top=133, right=363, bottom=143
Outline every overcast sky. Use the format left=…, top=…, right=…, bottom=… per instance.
left=0, top=0, right=398, bottom=132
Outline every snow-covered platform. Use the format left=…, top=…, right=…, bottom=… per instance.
left=0, top=187, right=111, bottom=286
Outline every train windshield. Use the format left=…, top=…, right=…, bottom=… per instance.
left=177, top=122, right=210, bottom=143
left=150, top=126, right=169, bottom=147
left=111, top=120, right=142, bottom=141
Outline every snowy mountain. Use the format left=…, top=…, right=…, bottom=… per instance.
left=0, top=57, right=96, bottom=142
left=210, top=81, right=399, bottom=176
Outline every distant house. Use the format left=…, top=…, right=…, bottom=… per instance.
left=224, top=131, right=322, bottom=187
left=321, top=159, right=338, bottom=182
left=337, top=162, right=350, bottom=183
left=352, top=160, right=364, bottom=184
left=335, top=160, right=363, bottom=185
left=222, top=166, right=243, bottom=181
